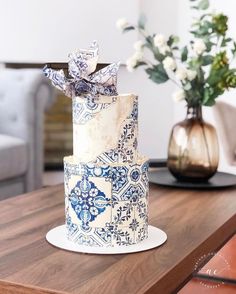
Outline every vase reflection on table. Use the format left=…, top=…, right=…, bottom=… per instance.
left=167, top=106, right=219, bottom=182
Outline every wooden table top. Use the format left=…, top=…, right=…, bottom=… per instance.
left=0, top=183, right=236, bottom=294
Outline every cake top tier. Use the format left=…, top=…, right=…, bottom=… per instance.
left=73, top=93, right=139, bottom=164
left=43, top=41, right=120, bottom=99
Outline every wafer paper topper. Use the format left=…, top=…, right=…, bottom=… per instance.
left=43, top=41, right=120, bottom=98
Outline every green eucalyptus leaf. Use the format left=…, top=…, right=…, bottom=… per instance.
left=202, top=55, right=213, bottom=65
left=198, top=0, right=209, bottom=10
left=134, top=61, right=147, bottom=69
left=232, top=42, right=236, bottom=56
left=145, top=36, right=153, bottom=48
left=123, top=26, right=135, bottom=33
left=138, top=14, right=147, bottom=30
left=153, top=49, right=165, bottom=62
left=145, top=64, right=169, bottom=84
left=181, top=46, right=188, bottom=62
left=200, top=13, right=210, bottom=20
left=167, top=35, right=180, bottom=47
left=203, top=99, right=216, bottom=106
left=221, top=37, right=232, bottom=46
left=205, top=41, right=215, bottom=52
left=203, top=88, right=211, bottom=104
left=202, top=87, right=218, bottom=106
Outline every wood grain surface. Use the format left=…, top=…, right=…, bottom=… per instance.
left=0, top=184, right=236, bottom=294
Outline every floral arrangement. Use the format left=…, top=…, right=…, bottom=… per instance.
left=116, top=0, right=236, bottom=107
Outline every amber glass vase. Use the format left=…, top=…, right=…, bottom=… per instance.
left=167, top=106, right=219, bottom=182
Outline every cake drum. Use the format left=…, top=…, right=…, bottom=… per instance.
left=46, top=225, right=167, bottom=254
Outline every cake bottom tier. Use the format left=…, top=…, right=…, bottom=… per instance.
left=64, top=155, right=149, bottom=247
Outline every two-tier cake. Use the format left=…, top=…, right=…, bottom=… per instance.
left=44, top=42, right=149, bottom=247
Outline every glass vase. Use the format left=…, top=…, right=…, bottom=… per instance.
left=167, top=106, right=219, bottom=182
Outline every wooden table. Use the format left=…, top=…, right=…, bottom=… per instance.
left=0, top=183, right=236, bottom=294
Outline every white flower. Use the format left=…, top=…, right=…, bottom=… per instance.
left=193, top=39, right=207, bottom=55
left=159, top=45, right=171, bottom=55
left=163, top=56, right=176, bottom=71
left=133, top=51, right=143, bottom=60
left=172, top=90, right=186, bottom=102
left=186, top=69, right=197, bottom=81
left=116, top=18, right=129, bottom=30
left=126, top=56, right=138, bottom=72
left=175, top=68, right=188, bottom=81
left=133, top=40, right=145, bottom=51
left=154, top=34, right=167, bottom=47
left=126, top=57, right=136, bottom=72
left=126, top=50, right=143, bottom=72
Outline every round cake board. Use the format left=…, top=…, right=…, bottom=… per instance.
left=46, top=225, right=167, bottom=255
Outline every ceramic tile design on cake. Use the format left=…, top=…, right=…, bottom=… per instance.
left=64, top=156, right=149, bottom=247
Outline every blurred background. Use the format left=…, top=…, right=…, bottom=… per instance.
left=0, top=0, right=236, bottom=198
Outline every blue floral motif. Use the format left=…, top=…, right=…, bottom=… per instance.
left=130, top=98, right=138, bottom=121
left=94, top=227, right=112, bottom=244
left=141, top=172, right=149, bottom=190
left=86, top=97, right=99, bottom=110
left=130, top=168, right=140, bottom=182
left=96, top=150, right=119, bottom=164
left=113, top=228, right=134, bottom=246
left=64, top=160, right=111, bottom=180
left=66, top=216, right=78, bottom=235
left=137, top=223, right=148, bottom=242
left=141, top=161, right=149, bottom=173
left=110, top=166, right=128, bottom=192
left=69, top=176, right=110, bottom=229
left=75, top=233, right=102, bottom=247
left=73, top=96, right=117, bottom=125
left=129, top=219, right=139, bottom=231
left=121, top=184, right=145, bottom=202
left=136, top=199, right=148, bottom=223
left=105, top=223, right=134, bottom=246
left=113, top=202, right=133, bottom=224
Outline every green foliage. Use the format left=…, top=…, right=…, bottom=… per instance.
left=144, top=36, right=165, bottom=62
left=181, top=46, right=188, bottom=62
left=134, top=61, right=147, bottom=69
left=138, top=14, right=147, bottom=30
left=232, top=42, right=236, bottom=56
left=167, top=35, right=180, bottom=47
left=212, top=52, right=228, bottom=70
left=198, top=0, right=209, bottom=10
left=120, top=0, right=236, bottom=107
left=201, top=55, right=213, bottom=65
left=123, top=26, right=135, bottom=33
left=145, top=64, right=169, bottom=84
left=212, top=14, right=228, bottom=36
left=191, top=0, right=209, bottom=10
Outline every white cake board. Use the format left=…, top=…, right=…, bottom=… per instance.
left=46, top=225, right=167, bottom=254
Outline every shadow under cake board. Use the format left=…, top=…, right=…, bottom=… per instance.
left=149, top=168, right=236, bottom=189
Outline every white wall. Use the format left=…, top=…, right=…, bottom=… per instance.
left=0, top=0, right=138, bottom=63
left=176, top=0, right=236, bottom=171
